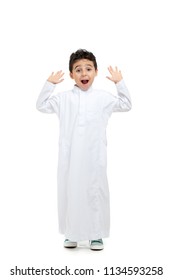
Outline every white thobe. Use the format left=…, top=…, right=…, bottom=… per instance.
left=36, top=80, right=131, bottom=241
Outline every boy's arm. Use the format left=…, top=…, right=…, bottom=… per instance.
left=36, top=71, right=64, bottom=114
left=106, top=66, right=132, bottom=112
left=114, top=79, right=132, bottom=112
left=36, top=81, right=57, bottom=113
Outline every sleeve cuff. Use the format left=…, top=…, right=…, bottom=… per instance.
left=115, top=79, right=125, bottom=88
left=45, top=80, right=56, bottom=89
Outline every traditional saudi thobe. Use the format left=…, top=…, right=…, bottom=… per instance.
left=36, top=79, right=132, bottom=241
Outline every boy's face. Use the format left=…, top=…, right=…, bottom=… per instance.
left=70, top=59, right=98, bottom=91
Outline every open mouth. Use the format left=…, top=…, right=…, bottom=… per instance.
left=81, top=80, right=89, bottom=84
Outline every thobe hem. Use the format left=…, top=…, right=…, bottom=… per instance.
left=59, top=230, right=110, bottom=242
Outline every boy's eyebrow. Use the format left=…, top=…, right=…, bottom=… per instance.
left=74, top=64, right=93, bottom=69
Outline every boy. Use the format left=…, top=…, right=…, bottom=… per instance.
left=36, top=49, right=131, bottom=250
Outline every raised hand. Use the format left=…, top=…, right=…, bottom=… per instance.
left=47, top=70, right=64, bottom=84
left=106, top=66, right=123, bottom=83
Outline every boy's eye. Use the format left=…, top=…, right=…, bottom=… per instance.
left=75, top=67, right=92, bottom=73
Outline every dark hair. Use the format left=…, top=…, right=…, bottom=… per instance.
left=69, top=49, right=97, bottom=72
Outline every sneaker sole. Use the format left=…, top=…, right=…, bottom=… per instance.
left=90, top=245, right=104, bottom=251
left=64, top=242, right=77, bottom=248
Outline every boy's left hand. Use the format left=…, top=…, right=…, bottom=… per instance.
left=106, top=66, right=123, bottom=83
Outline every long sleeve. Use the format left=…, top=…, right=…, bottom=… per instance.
left=104, top=79, right=132, bottom=116
left=36, top=81, right=60, bottom=115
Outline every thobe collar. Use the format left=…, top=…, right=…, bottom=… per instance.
left=72, top=84, right=93, bottom=94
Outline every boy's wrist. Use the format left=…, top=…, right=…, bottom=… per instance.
left=114, top=78, right=123, bottom=84
left=47, top=80, right=55, bottom=84
left=46, top=80, right=56, bottom=88
left=47, top=79, right=55, bottom=84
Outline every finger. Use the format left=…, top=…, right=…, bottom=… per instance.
left=56, top=70, right=64, bottom=77
left=107, top=66, right=113, bottom=74
left=59, top=73, right=65, bottom=79
left=108, top=66, right=113, bottom=71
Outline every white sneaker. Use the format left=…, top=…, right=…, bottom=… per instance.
left=90, top=239, right=104, bottom=250
left=64, top=239, right=77, bottom=248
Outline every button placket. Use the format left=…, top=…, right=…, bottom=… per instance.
left=78, top=92, right=86, bottom=127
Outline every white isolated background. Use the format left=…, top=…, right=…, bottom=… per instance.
left=0, top=0, right=172, bottom=279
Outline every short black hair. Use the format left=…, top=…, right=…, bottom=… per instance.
left=69, top=49, right=97, bottom=72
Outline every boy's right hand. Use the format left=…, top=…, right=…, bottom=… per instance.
left=47, top=70, right=64, bottom=84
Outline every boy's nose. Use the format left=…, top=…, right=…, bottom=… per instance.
left=82, top=70, right=87, bottom=76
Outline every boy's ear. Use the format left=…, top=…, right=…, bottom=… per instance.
left=70, top=72, right=74, bottom=79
